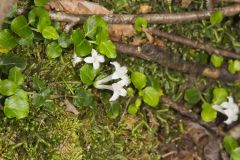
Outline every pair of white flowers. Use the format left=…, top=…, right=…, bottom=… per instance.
left=72, top=49, right=129, bottom=101
left=213, top=96, right=239, bottom=125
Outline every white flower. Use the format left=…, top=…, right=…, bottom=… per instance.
left=111, top=62, right=128, bottom=79
left=72, top=54, right=82, bottom=67
left=213, top=96, right=239, bottom=125
left=118, top=75, right=130, bottom=86
left=84, top=49, right=105, bottom=70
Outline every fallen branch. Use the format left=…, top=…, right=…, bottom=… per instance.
left=49, top=4, right=240, bottom=24
left=150, top=29, right=240, bottom=59
left=115, top=42, right=240, bottom=83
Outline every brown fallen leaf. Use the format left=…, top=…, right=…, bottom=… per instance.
left=64, top=99, right=79, bottom=115
left=47, top=0, right=112, bottom=15
left=139, top=4, right=152, bottom=14
left=181, top=0, right=192, bottom=8
left=131, top=37, right=145, bottom=46
left=154, top=38, right=166, bottom=48
left=143, top=29, right=154, bottom=43
left=109, top=24, right=135, bottom=41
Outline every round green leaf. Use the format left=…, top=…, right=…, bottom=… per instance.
left=34, top=0, right=48, bottom=6
left=128, top=104, right=139, bottom=115
left=8, top=67, right=25, bottom=86
left=11, top=15, right=33, bottom=38
left=231, top=148, right=240, bottom=160
left=46, top=42, right=62, bottom=59
left=210, top=54, right=224, bottom=68
left=75, top=39, right=92, bottom=57
left=223, top=136, right=239, bottom=154
left=134, top=17, right=148, bottom=31
left=80, top=64, right=97, bottom=85
left=201, top=102, right=217, bottom=122
left=212, top=87, right=228, bottom=105
left=210, top=10, right=223, bottom=25
left=0, top=54, right=27, bottom=73
left=42, top=26, right=59, bottom=40
left=4, top=89, right=29, bottom=119
left=0, top=29, right=18, bottom=52
left=73, top=88, right=96, bottom=109
left=98, top=40, right=116, bottom=58
left=131, top=72, right=147, bottom=90
left=0, top=79, right=18, bottom=96
left=71, top=29, right=84, bottom=45
left=58, top=33, right=71, bottom=48
left=142, top=87, right=160, bottom=107
left=184, top=87, right=201, bottom=105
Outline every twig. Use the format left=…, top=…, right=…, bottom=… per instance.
left=49, top=4, right=240, bottom=24
left=149, top=29, right=240, bottom=59
left=115, top=42, right=240, bottom=83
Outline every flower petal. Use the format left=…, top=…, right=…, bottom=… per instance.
left=93, top=62, right=100, bottom=70
left=119, top=88, right=127, bottom=97
left=110, top=92, right=119, bottom=101
left=111, top=61, right=120, bottom=70
left=84, top=57, right=94, bottom=63
left=91, top=49, right=98, bottom=57
left=97, top=55, right=105, bottom=63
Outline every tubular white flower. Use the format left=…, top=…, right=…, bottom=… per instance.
left=84, top=49, right=105, bottom=70
left=111, top=62, right=128, bottom=80
left=213, top=96, right=239, bottom=125
left=109, top=82, right=127, bottom=101
left=72, top=54, right=82, bottom=67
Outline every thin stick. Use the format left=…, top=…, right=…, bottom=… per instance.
left=49, top=5, right=240, bottom=24
left=115, top=42, right=240, bottom=83
left=150, top=29, right=240, bottom=59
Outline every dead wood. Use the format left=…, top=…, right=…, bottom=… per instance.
left=115, top=42, right=240, bottom=83
left=49, top=5, right=240, bottom=24
left=0, top=0, right=18, bottom=25
left=150, top=29, right=240, bottom=59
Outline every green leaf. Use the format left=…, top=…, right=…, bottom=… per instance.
left=32, top=75, right=47, bottom=91
left=34, top=0, right=48, bottom=6
left=75, top=39, right=92, bottom=57
left=0, top=80, right=18, bottom=96
left=42, top=26, right=59, bottom=40
left=134, top=17, right=148, bottom=31
left=73, top=88, right=96, bottom=109
left=19, top=34, right=34, bottom=46
left=80, top=64, right=97, bottom=85
left=223, top=136, right=239, bottom=154
left=0, top=54, right=27, bottom=73
left=28, top=7, right=51, bottom=32
left=4, top=89, right=29, bottom=119
left=210, top=10, right=223, bottom=25
left=131, top=72, right=147, bottom=90
left=58, top=33, right=72, bottom=48
left=201, top=102, right=217, bottom=122
left=98, top=40, right=116, bottom=58
left=46, top=42, right=62, bottom=59
left=232, top=148, right=240, bottom=160
left=32, top=88, right=51, bottom=107
left=8, top=67, right=25, bottom=86
left=212, top=87, right=228, bottom=105
left=96, top=28, right=109, bottom=44
left=0, top=29, right=18, bottom=53
left=210, top=54, right=224, bottom=68
left=107, top=101, right=120, bottom=119
left=184, top=87, right=201, bottom=105
left=228, top=60, right=240, bottom=74
left=11, top=15, right=33, bottom=38
left=84, top=15, right=108, bottom=39
left=128, top=104, right=138, bottom=115
left=71, top=29, right=84, bottom=45
left=142, top=87, right=160, bottom=107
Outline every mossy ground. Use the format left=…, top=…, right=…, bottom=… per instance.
left=1, top=0, right=240, bottom=159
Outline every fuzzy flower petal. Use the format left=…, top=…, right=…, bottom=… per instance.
left=109, top=82, right=127, bottom=101
left=84, top=49, right=105, bottom=70
left=72, top=54, right=82, bottom=67
left=213, top=96, right=239, bottom=125
left=111, top=62, right=128, bottom=79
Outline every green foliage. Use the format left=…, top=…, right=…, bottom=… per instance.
left=73, top=88, right=96, bottom=108
left=58, top=33, right=72, bottom=48
left=210, top=10, right=223, bottom=25
left=0, top=54, right=27, bottom=73
left=8, top=67, right=25, bottom=85
left=142, top=87, right=159, bottom=107
left=0, top=79, right=18, bottom=96
left=131, top=72, right=147, bottom=90
left=107, top=101, right=120, bottom=119
left=98, top=40, right=116, bottom=58
left=184, top=87, right=201, bottom=105
left=212, top=87, right=228, bottom=105
left=228, top=60, right=240, bottom=74
left=134, top=17, right=148, bottom=31
left=224, top=136, right=239, bottom=157
left=201, top=102, right=217, bottom=122
left=210, top=54, right=224, bottom=68
left=80, top=64, right=97, bottom=85
left=128, top=98, right=141, bottom=115
left=34, top=0, right=48, bottom=6
left=42, top=26, right=59, bottom=40
left=0, top=29, right=18, bottom=53
left=4, top=89, right=29, bottom=119
left=11, top=15, right=33, bottom=38
left=231, top=149, right=240, bottom=160
left=46, top=42, right=62, bottom=59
